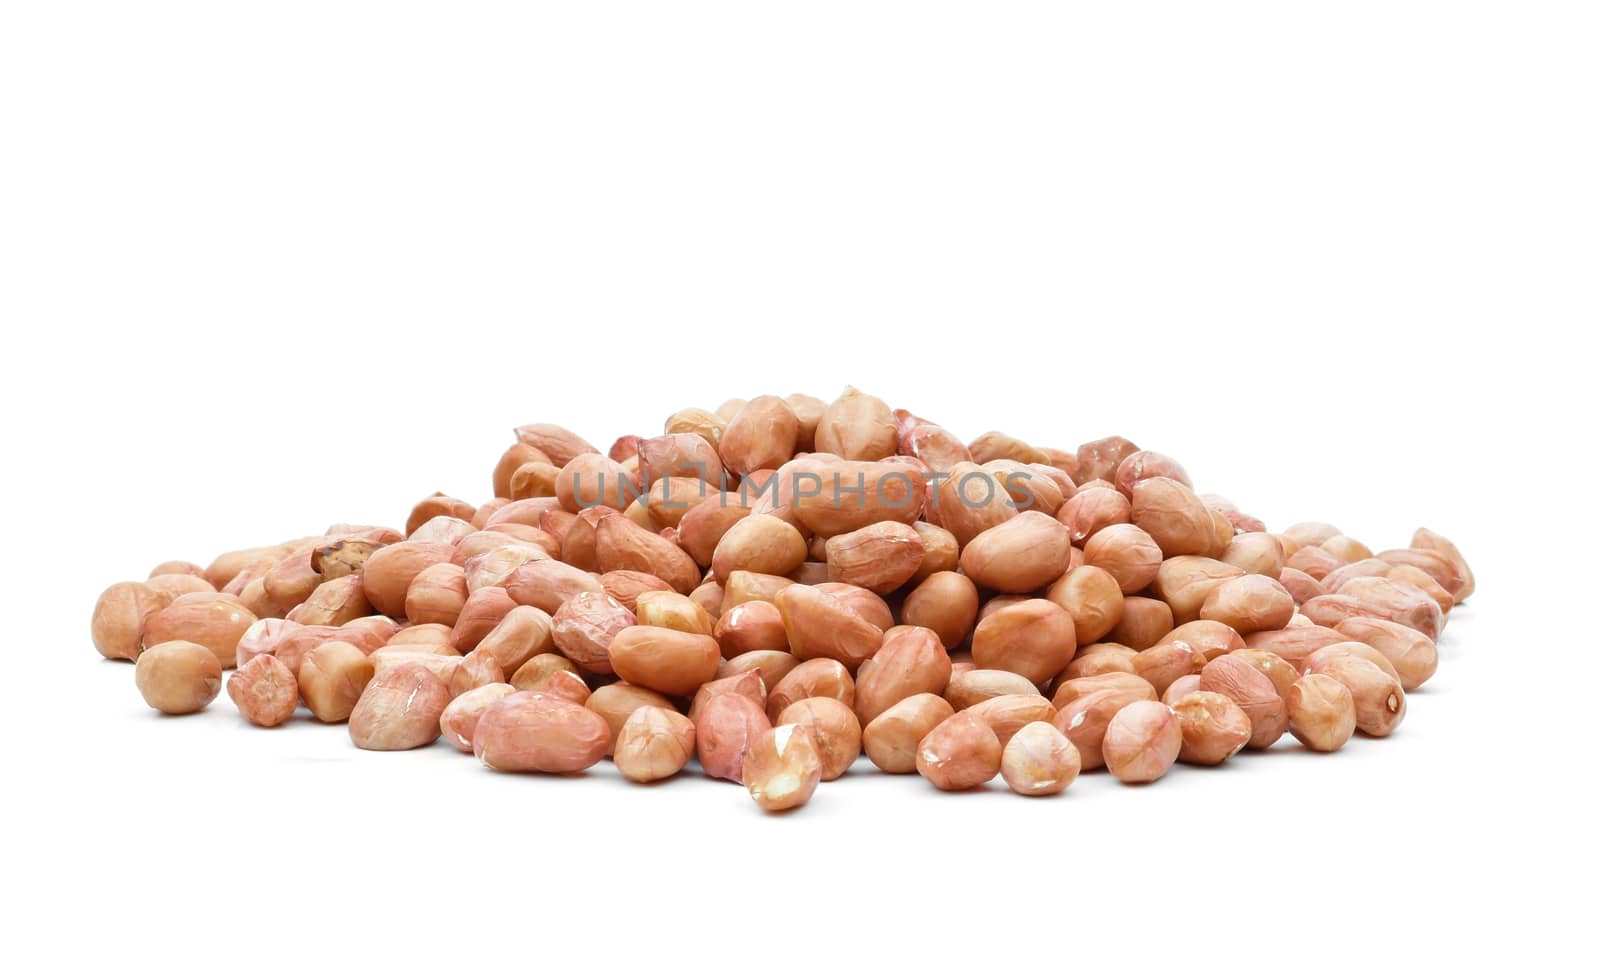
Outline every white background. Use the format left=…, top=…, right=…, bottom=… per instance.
left=3, top=2, right=1596, bottom=967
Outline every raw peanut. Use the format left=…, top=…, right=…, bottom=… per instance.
left=1163, top=674, right=1202, bottom=705
left=495, top=444, right=550, bottom=498
left=713, top=600, right=788, bottom=657
left=1056, top=488, right=1131, bottom=544
left=1283, top=522, right=1342, bottom=547
left=1130, top=478, right=1214, bottom=557
left=406, top=494, right=476, bottom=536
left=408, top=515, right=475, bottom=547
left=473, top=690, right=611, bottom=772
left=712, top=514, right=809, bottom=581
left=1332, top=576, right=1445, bottom=640
left=146, top=573, right=217, bottom=600
left=1000, top=722, right=1080, bottom=796
left=932, top=462, right=1017, bottom=546
left=585, top=683, right=675, bottom=754
left=449, top=649, right=506, bottom=697
left=638, top=432, right=726, bottom=485
left=1409, top=528, right=1474, bottom=602
left=149, top=560, right=208, bottom=580
left=633, top=590, right=713, bottom=635
left=600, top=570, right=675, bottom=612
left=744, top=724, right=825, bottom=811
left=465, top=543, right=549, bottom=592
left=1385, top=564, right=1454, bottom=615
left=895, top=412, right=972, bottom=473
left=945, top=668, right=1041, bottom=710
left=909, top=522, right=959, bottom=582
left=721, top=650, right=802, bottom=693
left=689, top=670, right=767, bottom=725
left=785, top=393, right=827, bottom=451
left=1320, top=534, right=1373, bottom=564
left=1132, top=639, right=1205, bottom=697
left=959, top=512, right=1072, bottom=594
left=716, top=399, right=747, bottom=420
left=614, top=706, right=697, bottom=783
left=985, top=459, right=1065, bottom=517
left=966, top=694, right=1057, bottom=747
left=1241, top=625, right=1349, bottom=669
left=1229, top=648, right=1299, bottom=703
left=863, top=693, right=955, bottom=773
left=1060, top=643, right=1138, bottom=680
left=238, top=620, right=325, bottom=673
left=774, top=584, right=883, bottom=671
left=555, top=453, right=640, bottom=513
left=664, top=408, right=726, bottom=448
left=477, top=605, right=555, bottom=675
left=1150, top=556, right=1246, bottom=624
left=902, top=571, right=980, bottom=649
left=1287, top=545, right=1345, bottom=581
left=91, top=581, right=167, bottom=661
left=1075, top=436, right=1140, bottom=485
left=375, top=624, right=457, bottom=656
left=689, top=579, right=725, bottom=621
left=593, top=516, right=700, bottom=594
left=551, top=591, right=634, bottom=674
left=1377, top=548, right=1467, bottom=600
left=1082, top=524, right=1163, bottom=594
left=1111, top=597, right=1174, bottom=650
left=777, top=697, right=862, bottom=780
left=298, top=640, right=376, bottom=723
left=405, top=563, right=468, bottom=627
left=1221, top=532, right=1286, bottom=579
left=1286, top=673, right=1357, bottom=752
left=1171, top=691, right=1251, bottom=765
left=348, top=663, right=450, bottom=751
left=509, top=461, right=560, bottom=500
left=1199, top=574, right=1295, bottom=634
left=677, top=493, right=753, bottom=566
left=1046, top=565, right=1124, bottom=643
left=824, top=521, right=925, bottom=594
left=1305, top=642, right=1403, bottom=686
left=135, top=640, right=223, bottom=714
left=916, top=711, right=1003, bottom=790
left=854, top=626, right=953, bottom=724
left=262, top=553, right=319, bottom=612
left=969, top=431, right=1048, bottom=466
left=606, top=626, right=720, bottom=696
left=440, top=683, right=518, bottom=752
left=791, top=458, right=926, bottom=537
left=696, top=693, right=772, bottom=782
left=767, top=658, right=855, bottom=721
left=227, top=654, right=298, bottom=727
left=509, top=652, right=580, bottom=692
left=721, top=570, right=794, bottom=610
left=815, top=582, right=894, bottom=630
left=815, top=387, right=897, bottom=461
left=1114, top=451, right=1192, bottom=497
left=970, top=599, right=1077, bottom=685
left=288, top=574, right=370, bottom=627
left=1052, top=685, right=1151, bottom=771
left=505, top=559, right=605, bottom=613
left=1278, top=567, right=1326, bottom=604
left=1333, top=617, right=1438, bottom=691
left=560, top=506, right=614, bottom=572
left=720, top=395, right=800, bottom=475
left=1198, top=655, right=1287, bottom=750
left=1050, top=671, right=1156, bottom=710
left=142, top=596, right=258, bottom=670
left=449, top=587, right=518, bottom=653
left=1102, top=700, right=1182, bottom=783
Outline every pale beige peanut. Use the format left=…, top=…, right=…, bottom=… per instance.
left=1197, top=654, right=1287, bottom=750
left=585, top=683, right=675, bottom=754
left=720, top=395, right=800, bottom=475
left=944, top=668, right=1041, bottom=710
left=135, top=640, right=223, bottom=714
left=1170, top=690, right=1251, bottom=765
left=1316, top=655, right=1406, bottom=737
left=1198, top=574, right=1295, bottom=634
left=1051, top=685, right=1150, bottom=771
left=777, top=697, right=862, bottom=780
left=1102, top=700, right=1182, bottom=783
left=743, top=725, right=825, bottom=812
left=227, top=653, right=299, bottom=727
left=298, top=640, right=376, bottom=723
left=965, top=694, right=1057, bottom=747
left=348, top=662, right=450, bottom=751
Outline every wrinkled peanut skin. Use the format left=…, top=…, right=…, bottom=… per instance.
left=916, top=711, right=1002, bottom=790
left=1000, top=722, right=1081, bottom=796
left=473, top=691, right=612, bottom=772
left=348, top=663, right=451, bottom=751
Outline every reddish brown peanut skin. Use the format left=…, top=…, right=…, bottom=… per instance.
left=472, top=691, right=611, bottom=772
left=136, top=641, right=223, bottom=714
left=348, top=663, right=451, bottom=751
left=606, top=626, right=720, bottom=696
left=970, top=599, right=1078, bottom=686
left=614, top=706, right=697, bottom=783
left=959, top=512, right=1072, bottom=594
left=1286, top=674, right=1357, bottom=752
left=916, top=711, right=1003, bottom=791
left=776, top=697, right=862, bottom=781
left=226, top=653, right=298, bottom=727
left=774, top=584, right=884, bottom=672
left=902, top=572, right=980, bottom=649
left=743, top=725, right=825, bottom=812
left=1317, top=656, right=1406, bottom=738
left=1197, top=655, right=1287, bottom=750
left=999, top=722, right=1081, bottom=796
left=863, top=694, right=956, bottom=774
left=1102, top=701, right=1182, bottom=783
left=853, top=627, right=953, bottom=725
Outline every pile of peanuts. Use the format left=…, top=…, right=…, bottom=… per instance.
left=91, top=388, right=1476, bottom=811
